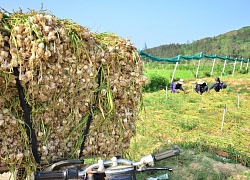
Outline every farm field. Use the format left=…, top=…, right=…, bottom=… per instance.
left=144, top=69, right=249, bottom=85
left=143, top=60, right=249, bottom=83
left=144, top=69, right=195, bottom=80
left=128, top=73, right=250, bottom=179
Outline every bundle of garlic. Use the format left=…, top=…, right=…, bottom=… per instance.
left=0, top=10, right=146, bottom=172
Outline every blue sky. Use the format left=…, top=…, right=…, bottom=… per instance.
left=1, top=0, right=250, bottom=50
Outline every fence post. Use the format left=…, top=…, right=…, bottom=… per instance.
left=211, top=58, right=216, bottom=75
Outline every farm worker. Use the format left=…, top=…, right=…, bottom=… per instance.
left=208, top=77, right=227, bottom=92
left=194, top=79, right=208, bottom=95
left=170, top=79, right=184, bottom=93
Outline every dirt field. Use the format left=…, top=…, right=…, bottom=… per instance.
left=169, top=149, right=250, bottom=180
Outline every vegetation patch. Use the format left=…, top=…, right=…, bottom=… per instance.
left=128, top=70, right=250, bottom=179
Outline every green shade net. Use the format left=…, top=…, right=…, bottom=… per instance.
left=138, top=51, right=249, bottom=63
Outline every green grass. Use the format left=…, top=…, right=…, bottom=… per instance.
left=144, top=69, right=195, bottom=80
left=143, top=63, right=249, bottom=81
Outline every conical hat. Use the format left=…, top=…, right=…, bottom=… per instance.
left=197, top=79, right=205, bottom=85
left=178, top=79, right=184, bottom=84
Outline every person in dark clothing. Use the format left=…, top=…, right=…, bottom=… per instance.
left=208, top=77, right=227, bottom=92
left=195, top=79, right=208, bottom=95
left=170, top=79, right=184, bottom=93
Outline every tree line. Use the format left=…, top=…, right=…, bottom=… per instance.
left=144, top=26, right=250, bottom=60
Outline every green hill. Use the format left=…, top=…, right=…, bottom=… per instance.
left=144, top=26, right=250, bottom=59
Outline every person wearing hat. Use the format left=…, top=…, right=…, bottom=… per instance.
left=170, top=79, right=185, bottom=93
left=194, top=79, right=208, bottom=95
left=208, top=77, right=227, bottom=92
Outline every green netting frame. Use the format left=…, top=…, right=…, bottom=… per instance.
left=138, top=51, right=249, bottom=63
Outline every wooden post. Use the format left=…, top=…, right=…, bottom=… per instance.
left=211, top=58, right=216, bottom=75
left=195, top=59, right=201, bottom=78
left=170, top=56, right=180, bottom=83
left=195, top=52, right=203, bottom=78
left=240, top=59, right=243, bottom=70
left=232, top=59, right=237, bottom=76
left=222, top=59, right=227, bottom=76
left=171, top=62, right=179, bottom=83
left=221, top=105, right=227, bottom=131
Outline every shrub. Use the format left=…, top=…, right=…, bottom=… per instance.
left=239, top=69, right=248, bottom=74
left=226, top=70, right=232, bottom=75
left=143, top=75, right=169, bottom=92
left=203, top=72, right=211, bottom=77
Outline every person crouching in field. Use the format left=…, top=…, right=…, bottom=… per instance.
left=195, top=79, right=208, bottom=95
left=208, top=77, right=227, bottom=92
left=170, top=79, right=184, bottom=93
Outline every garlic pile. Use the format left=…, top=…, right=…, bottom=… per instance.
left=0, top=10, right=146, bottom=171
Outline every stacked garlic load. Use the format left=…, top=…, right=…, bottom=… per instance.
left=0, top=11, right=146, bottom=169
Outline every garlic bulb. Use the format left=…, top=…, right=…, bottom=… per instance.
left=0, top=10, right=145, bottom=171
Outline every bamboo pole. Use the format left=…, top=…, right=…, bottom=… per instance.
left=170, top=62, right=178, bottom=83
left=170, top=56, right=180, bottom=83
left=240, top=59, right=243, bottom=70
left=195, top=59, right=201, bottom=78
left=232, top=59, right=237, bottom=76
left=211, top=58, right=216, bottom=75
left=222, top=59, right=227, bottom=76
left=221, top=105, right=227, bottom=131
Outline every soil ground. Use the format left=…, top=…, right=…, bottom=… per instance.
left=167, top=149, right=250, bottom=180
